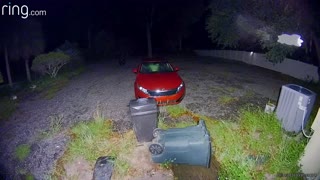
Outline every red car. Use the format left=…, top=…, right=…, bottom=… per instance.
left=133, top=60, right=185, bottom=105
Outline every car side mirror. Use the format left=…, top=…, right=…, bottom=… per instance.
left=174, top=67, right=180, bottom=71
left=133, top=68, right=138, bottom=73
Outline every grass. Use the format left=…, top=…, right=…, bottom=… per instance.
left=40, top=114, right=63, bottom=138
left=160, top=105, right=307, bottom=179
left=31, top=66, right=86, bottom=100
left=218, top=95, right=239, bottom=105
left=35, top=76, right=69, bottom=99
left=0, top=97, right=17, bottom=121
left=15, top=144, right=31, bottom=161
left=52, top=117, right=136, bottom=179
left=0, top=66, right=85, bottom=122
left=166, top=105, right=188, bottom=118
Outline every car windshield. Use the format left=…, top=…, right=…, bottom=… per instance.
left=140, top=62, right=174, bottom=73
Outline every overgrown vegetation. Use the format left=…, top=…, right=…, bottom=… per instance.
left=32, top=66, right=85, bottom=100
left=40, top=114, right=63, bottom=138
left=0, top=97, right=17, bottom=121
left=161, top=105, right=307, bottom=179
left=218, top=95, right=239, bottom=105
left=31, top=52, right=71, bottom=78
left=52, top=116, right=136, bottom=179
left=0, top=71, right=3, bottom=83
left=15, top=144, right=31, bottom=161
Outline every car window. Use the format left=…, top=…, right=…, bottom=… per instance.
left=140, top=62, right=173, bottom=73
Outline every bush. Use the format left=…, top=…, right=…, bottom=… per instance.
left=0, top=71, right=3, bottom=83
left=31, top=52, right=70, bottom=78
left=56, top=41, right=85, bottom=67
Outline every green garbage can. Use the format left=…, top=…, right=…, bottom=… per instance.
left=129, top=98, right=158, bottom=142
left=149, top=120, right=212, bottom=167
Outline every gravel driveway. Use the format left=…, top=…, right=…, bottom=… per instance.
left=0, top=56, right=292, bottom=179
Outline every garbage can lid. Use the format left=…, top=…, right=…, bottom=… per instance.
left=285, top=84, right=315, bottom=96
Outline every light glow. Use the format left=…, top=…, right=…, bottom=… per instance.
left=277, top=34, right=303, bottom=47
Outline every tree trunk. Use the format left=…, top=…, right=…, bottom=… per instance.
left=4, top=45, right=13, bottom=87
left=25, top=58, right=32, bottom=82
left=146, top=23, right=152, bottom=58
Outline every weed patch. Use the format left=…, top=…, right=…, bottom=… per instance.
left=52, top=118, right=137, bottom=179
left=166, top=105, right=187, bottom=118
left=15, top=144, right=31, bottom=161
left=0, top=97, right=16, bottom=121
left=159, top=106, right=307, bottom=179
left=40, top=114, right=63, bottom=138
left=218, top=95, right=238, bottom=105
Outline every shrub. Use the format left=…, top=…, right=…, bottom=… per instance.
left=15, top=144, right=31, bottom=161
left=31, top=52, right=70, bottom=78
left=0, top=71, right=3, bottom=83
left=56, top=41, right=85, bottom=68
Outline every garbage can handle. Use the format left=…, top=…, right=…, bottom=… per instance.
left=137, top=98, right=148, bottom=104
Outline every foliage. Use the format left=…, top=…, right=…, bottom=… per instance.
left=0, top=71, right=3, bottom=83
left=160, top=158, right=176, bottom=169
left=40, top=114, right=63, bottom=138
left=160, top=106, right=307, bottom=179
left=206, top=0, right=242, bottom=48
left=52, top=116, right=136, bottom=179
left=218, top=95, right=238, bottom=105
left=31, top=52, right=70, bottom=78
left=15, top=144, right=31, bottom=161
left=7, top=19, right=46, bottom=82
left=92, top=30, right=115, bottom=58
left=206, top=0, right=311, bottom=63
left=166, top=105, right=188, bottom=118
left=265, top=43, right=297, bottom=64
left=56, top=41, right=85, bottom=67
left=0, top=97, right=17, bottom=121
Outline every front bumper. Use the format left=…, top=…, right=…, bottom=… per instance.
left=135, top=86, right=185, bottom=105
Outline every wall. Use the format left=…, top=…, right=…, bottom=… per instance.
left=195, top=50, right=319, bottom=82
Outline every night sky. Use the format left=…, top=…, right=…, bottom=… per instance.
left=0, top=0, right=319, bottom=61
left=0, top=0, right=212, bottom=53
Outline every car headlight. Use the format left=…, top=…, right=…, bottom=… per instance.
left=176, top=82, right=184, bottom=92
left=138, top=84, right=149, bottom=95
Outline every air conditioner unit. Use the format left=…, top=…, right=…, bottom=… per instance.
left=276, top=84, right=316, bottom=133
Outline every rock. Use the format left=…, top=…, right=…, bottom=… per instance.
left=93, top=156, right=115, bottom=180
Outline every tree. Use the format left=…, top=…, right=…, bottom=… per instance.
left=158, top=0, right=205, bottom=51
left=206, top=0, right=313, bottom=63
left=0, top=18, right=15, bottom=87
left=0, top=70, right=3, bottom=84
left=9, top=19, right=45, bottom=82
left=31, top=52, right=70, bottom=78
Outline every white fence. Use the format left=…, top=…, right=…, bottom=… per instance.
left=195, top=50, right=319, bottom=82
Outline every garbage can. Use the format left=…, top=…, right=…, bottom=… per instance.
left=129, top=98, right=158, bottom=142
left=149, top=120, right=212, bottom=167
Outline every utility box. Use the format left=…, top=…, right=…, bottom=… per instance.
left=129, top=98, right=158, bottom=142
left=276, top=84, right=316, bottom=132
left=149, top=120, right=212, bottom=168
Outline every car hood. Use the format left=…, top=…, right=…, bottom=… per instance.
left=136, top=72, right=183, bottom=90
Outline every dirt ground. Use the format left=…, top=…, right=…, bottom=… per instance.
left=0, top=55, right=297, bottom=179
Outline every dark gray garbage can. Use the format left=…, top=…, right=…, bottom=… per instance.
left=149, top=120, right=212, bottom=167
left=129, top=98, right=158, bottom=142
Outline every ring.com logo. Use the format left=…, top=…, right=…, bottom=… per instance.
left=1, top=2, right=46, bottom=19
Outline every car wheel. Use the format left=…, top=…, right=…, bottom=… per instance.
left=149, top=143, right=164, bottom=155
